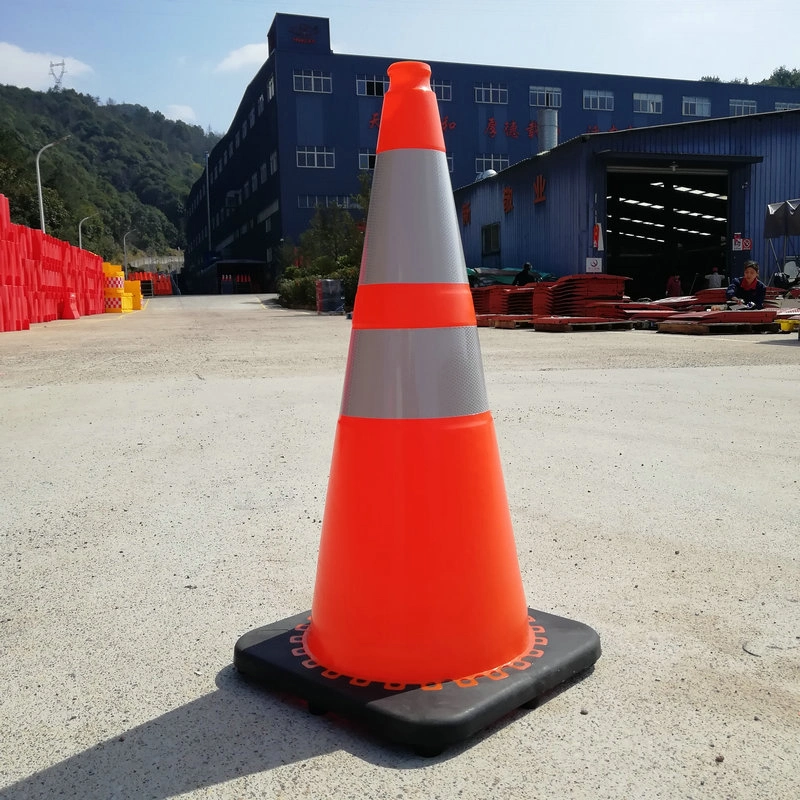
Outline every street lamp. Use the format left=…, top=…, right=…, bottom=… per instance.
left=78, top=213, right=99, bottom=250
left=35, top=135, right=71, bottom=233
left=123, top=229, right=137, bottom=279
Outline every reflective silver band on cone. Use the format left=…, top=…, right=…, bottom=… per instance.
left=341, top=327, right=489, bottom=419
left=361, top=149, right=468, bottom=286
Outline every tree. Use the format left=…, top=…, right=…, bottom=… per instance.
left=298, top=203, right=363, bottom=274
left=758, top=66, right=800, bottom=87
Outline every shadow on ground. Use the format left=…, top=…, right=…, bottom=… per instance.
left=3, top=664, right=593, bottom=797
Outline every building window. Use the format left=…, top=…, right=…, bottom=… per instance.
left=633, top=92, right=663, bottom=114
left=359, top=148, right=377, bottom=170
left=243, top=182, right=250, bottom=200
left=258, top=93, right=265, bottom=114
left=269, top=151, right=278, bottom=175
left=234, top=133, right=240, bottom=148
left=776, top=101, right=800, bottom=110
left=298, top=194, right=357, bottom=209
left=682, top=96, right=710, bottom=117
left=293, top=69, right=333, bottom=93
left=475, top=153, right=509, bottom=174
left=296, top=146, right=335, bottom=168
left=583, top=89, right=614, bottom=111
left=446, top=152, right=454, bottom=173
left=481, top=222, right=500, bottom=256
left=251, top=173, right=258, bottom=192
left=260, top=162, right=267, bottom=183
left=474, top=82, right=508, bottom=104
left=730, top=98, right=757, bottom=116
left=529, top=86, right=561, bottom=108
left=431, top=79, right=452, bottom=101
left=249, top=108, right=256, bottom=127
left=228, top=142, right=233, bottom=157
left=356, top=74, right=389, bottom=96
left=242, top=121, right=247, bottom=140
left=267, top=76, right=275, bottom=101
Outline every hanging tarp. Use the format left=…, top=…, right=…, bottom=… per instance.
left=787, top=199, right=800, bottom=236
left=764, top=198, right=800, bottom=238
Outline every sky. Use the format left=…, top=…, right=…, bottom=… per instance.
left=1, top=0, right=798, bottom=135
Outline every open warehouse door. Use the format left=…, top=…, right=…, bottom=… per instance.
left=605, top=166, right=729, bottom=301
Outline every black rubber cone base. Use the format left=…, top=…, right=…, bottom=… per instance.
left=234, top=608, right=600, bottom=755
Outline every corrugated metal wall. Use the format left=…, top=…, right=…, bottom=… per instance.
left=455, top=110, right=800, bottom=279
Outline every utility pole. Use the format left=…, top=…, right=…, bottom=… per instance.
left=49, top=61, right=66, bottom=90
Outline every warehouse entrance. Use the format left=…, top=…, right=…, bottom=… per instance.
left=605, top=168, right=729, bottom=300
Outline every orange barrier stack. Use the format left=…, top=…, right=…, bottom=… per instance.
left=102, top=263, right=125, bottom=313
left=129, top=271, right=172, bottom=296
left=234, top=61, right=600, bottom=755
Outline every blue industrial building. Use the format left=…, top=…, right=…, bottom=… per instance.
left=454, top=109, right=800, bottom=300
left=184, top=12, right=800, bottom=293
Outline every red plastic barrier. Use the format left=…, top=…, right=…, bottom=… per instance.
left=0, top=194, right=105, bottom=332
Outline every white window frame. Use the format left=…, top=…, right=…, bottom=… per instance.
left=269, top=151, right=278, bottom=175
left=296, top=146, right=335, bottom=169
left=431, top=79, right=452, bottom=101
left=474, top=153, right=509, bottom=174
left=356, top=74, right=389, bottom=96
left=293, top=69, right=332, bottom=93
left=583, top=89, right=614, bottom=111
left=775, top=101, right=800, bottom=110
left=298, top=195, right=358, bottom=209
left=529, top=86, right=561, bottom=108
left=633, top=92, right=663, bottom=114
left=729, top=98, right=757, bottom=116
left=474, top=82, right=508, bottom=104
left=267, top=76, right=275, bottom=101
left=682, top=96, right=711, bottom=117
left=358, top=148, right=377, bottom=170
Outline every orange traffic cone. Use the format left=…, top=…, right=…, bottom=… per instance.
left=235, top=61, right=600, bottom=755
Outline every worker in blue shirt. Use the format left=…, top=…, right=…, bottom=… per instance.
left=726, top=261, right=767, bottom=309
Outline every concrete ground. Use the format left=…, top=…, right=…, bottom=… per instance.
left=1, top=294, right=798, bottom=800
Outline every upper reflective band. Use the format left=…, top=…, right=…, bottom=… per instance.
left=359, top=149, right=468, bottom=286
left=340, top=327, right=489, bottom=419
left=353, top=283, right=476, bottom=329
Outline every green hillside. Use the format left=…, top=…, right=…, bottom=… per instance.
left=0, top=84, right=220, bottom=263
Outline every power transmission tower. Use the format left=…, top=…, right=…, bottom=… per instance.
left=49, top=61, right=66, bottom=90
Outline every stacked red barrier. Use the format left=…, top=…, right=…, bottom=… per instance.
left=0, top=193, right=105, bottom=333
left=129, top=271, right=173, bottom=295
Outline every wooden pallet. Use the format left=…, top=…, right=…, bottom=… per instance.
left=534, top=320, right=634, bottom=332
left=493, top=315, right=536, bottom=329
left=657, top=321, right=781, bottom=335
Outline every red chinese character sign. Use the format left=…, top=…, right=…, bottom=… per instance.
left=503, top=187, right=514, bottom=213
left=461, top=202, right=471, bottom=226
left=533, top=175, right=546, bottom=204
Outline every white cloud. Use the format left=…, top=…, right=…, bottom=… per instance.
left=165, top=104, right=197, bottom=123
left=214, top=43, right=268, bottom=73
left=0, top=43, right=92, bottom=90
